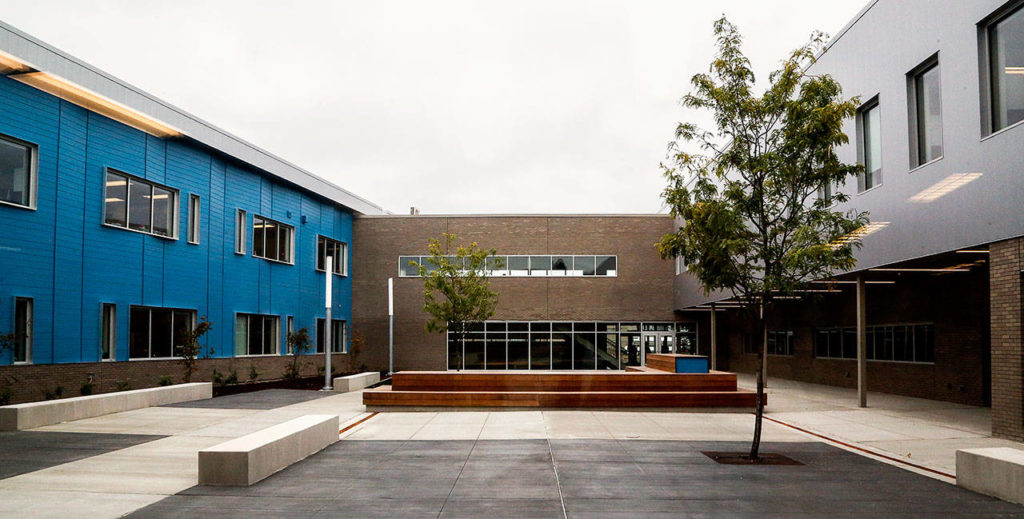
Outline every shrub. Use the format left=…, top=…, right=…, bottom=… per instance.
left=115, top=380, right=132, bottom=392
left=157, top=375, right=173, bottom=386
left=43, top=386, right=64, bottom=400
left=177, top=317, right=213, bottom=383
left=0, top=386, right=10, bottom=406
left=80, top=381, right=95, bottom=396
left=248, top=364, right=259, bottom=383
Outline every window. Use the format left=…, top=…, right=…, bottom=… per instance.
left=857, top=100, right=881, bottom=191
left=187, top=194, right=200, bottom=244
left=317, top=236, right=348, bottom=275
left=235, top=210, right=247, bottom=254
left=316, top=318, right=348, bottom=353
left=0, top=134, right=37, bottom=209
left=767, top=330, right=794, bottom=356
left=13, top=297, right=32, bottom=363
left=398, top=255, right=618, bottom=277
left=234, top=314, right=279, bottom=356
left=814, top=324, right=934, bottom=363
left=128, top=306, right=195, bottom=359
left=909, top=58, right=943, bottom=167
left=104, top=169, right=177, bottom=238
left=253, top=215, right=293, bottom=263
left=101, top=303, right=116, bottom=361
left=986, top=3, right=1024, bottom=132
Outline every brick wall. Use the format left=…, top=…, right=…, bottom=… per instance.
left=352, top=215, right=677, bottom=371
left=0, top=353, right=354, bottom=405
left=990, top=238, right=1023, bottom=440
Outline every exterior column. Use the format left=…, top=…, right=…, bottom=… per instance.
left=990, top=238, right=1024, bottom=441
left=710, top=303, right=717, bottom=371
left=857, top=273, right=867, bottom=408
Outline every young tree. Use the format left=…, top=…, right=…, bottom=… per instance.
left=416, top=233, right=499, bottom=371
left=178, top=317, right=213, bottom=383
left=658, top=17, right=868, bottom=459
left=284, top=328, right=312, bottom=380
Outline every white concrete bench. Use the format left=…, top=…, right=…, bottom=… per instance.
left=198, top=414, right=339, bottom=486
left=0, top=382, right=212, bottom=431
left=333, top=371, right=380, bottom=392
left=957, top=447, right=1024, bottom=505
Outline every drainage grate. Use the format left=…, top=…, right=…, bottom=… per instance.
left=701, top=451, right=804, bottom=465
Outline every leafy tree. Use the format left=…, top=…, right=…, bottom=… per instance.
left=657, top=17, right=868, bottom=459
left=285, top=328, right=312, bottom=380
left=416, top=233, right=499, bottom=371
left=178, top=317, right=213, bottom=383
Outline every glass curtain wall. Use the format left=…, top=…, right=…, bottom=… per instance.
left=448, top=321, right=694, bottom=370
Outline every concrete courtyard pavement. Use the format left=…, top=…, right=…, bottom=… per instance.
left=738, top=373, right=1024, bottom=480
left=1, top=377, right=1023, bottom=517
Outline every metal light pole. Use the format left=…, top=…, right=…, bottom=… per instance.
left=323, top=255, right=334, bottom=391
left=388, top=277, right=394, bottom=376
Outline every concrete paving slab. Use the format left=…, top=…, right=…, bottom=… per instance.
left=0, top=431, right=163, bottom=479
left=166, top=389, right=333, bottom=409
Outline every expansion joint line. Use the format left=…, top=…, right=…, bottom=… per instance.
left=547, top=439, right=569, bottom=519
left=339, top=412, right=378, bottom=435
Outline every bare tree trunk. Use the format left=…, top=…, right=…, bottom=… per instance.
left=749, top=303, right=766, bottom=460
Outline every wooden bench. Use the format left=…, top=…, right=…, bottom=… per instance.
left=957, top=447, right=1024, bottom=505
left=198, top=414, right=339, bottom=486
left=333, top=371, right=381, bottom=392
left=391, top=371, right=738, bottom=392
left=0, top=382, right=212, bottom=431
left=364, top=387, right=761, bottom=408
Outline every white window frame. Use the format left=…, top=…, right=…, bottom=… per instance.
left=101, top=302, right=116, bottom=361
left=12, top=297, right=32, bottom=364
left=102, top=168, right=179, bottom=239
left=235, top=209, right=247, bottom=254
left=234, top=313, right=280, bottom=356
left=127, top=305, right=196, bottom=360
left=398, top=254, right=618, bottom=278
left=187, top=194, right=201, bottom=245
left=317, top=235, right=348, bottom=276
left=316, top=318, right=348, bottom=354
left=0, top=133, right=38, bottom=211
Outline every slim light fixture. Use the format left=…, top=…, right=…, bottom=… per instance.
left=1006, top=67, right=1024, bottom=75
left=10, top=71, right=183, bottom=138
left=869, top=268, right=970, bottom=273
left=0, top=49, right=32, bottom=74
left=955, top=249, right=989, bottom=254
left=908, top=173, right=983, bottom=203
left=811, top=280, right=896, bottom=285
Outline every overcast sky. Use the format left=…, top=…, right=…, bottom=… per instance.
left=2, top=1, right=866, bottom=215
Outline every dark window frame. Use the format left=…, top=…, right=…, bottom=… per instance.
left=316, top=235, right=348, bottom=276
left=907, top=54, right=944, bottom=168
left=128, top=305, right=196, bottom=359
left=0, top=132, right=38, bottom=210
left=980, top=0, right=1024, bottom=135
left=856, top=96, right=882, bottom=192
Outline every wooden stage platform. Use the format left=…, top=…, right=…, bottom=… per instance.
left=362, top=370, right=762, bottom=409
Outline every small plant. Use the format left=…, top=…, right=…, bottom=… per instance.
left=284, top=328, right=312, bottom=380
left=225, top=368, right=238, bottom=385
left=212, top=368, right=225, bottom=387
left=115, top=380, right=132, bottom=392
left=157, top=375, right=173, bottom=386
left=248, top=364, right=259, bottom=383
left=0, top=386, right=11, bottom=406
left=43, top=386, right=64, bottom=400
left=80, top=381, right=95, bottom=396
left=349, top=328, right=366, bottom=371
left=177, top=317, right=213, bottom=383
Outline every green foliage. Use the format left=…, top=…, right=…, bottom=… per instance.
left=0, top=386, right=10, bottom=406
left=415, top=233, right=499, bottom=370
left=177, top=317, right=213, bottom=383
left=248, top=364, right=259, bottom=383
left=212, top=368, right=238, bottom=387
left=658, top=17, right=868, bottom=459
left=284, top=328, right=312, bottom=380
left=115, top=380, right=132, bottom=392
left=43, top=386, right=64, bottom=400
left=80, top=381, right=95, bottom=396
left=157, top=374, right=174, bottom=387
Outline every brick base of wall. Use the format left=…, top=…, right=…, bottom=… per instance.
left=990, top=238, right=1024, bottom=441
left=0, top=353, right=357, bottom=405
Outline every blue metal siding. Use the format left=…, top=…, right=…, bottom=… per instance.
left=0, top=74, right=354, bottom=365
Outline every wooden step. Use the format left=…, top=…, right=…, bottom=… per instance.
left=391, top=371, right=737, bottom=392
left=363, top=387, right=763, bottom=408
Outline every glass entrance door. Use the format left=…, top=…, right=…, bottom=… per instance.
left=641, top=332, right=674, bottom=365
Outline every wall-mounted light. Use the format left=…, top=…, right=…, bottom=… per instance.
left=1006, top=67, right=1024, bottom=75
left=908, top=172, right=983, bottom=203
left=9, top=71, right=183, bottom=138
left=0, top=49, right=31, bottom=74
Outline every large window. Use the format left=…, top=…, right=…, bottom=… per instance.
left=13, top=297, right=32, bottom=363
left=0, top=134, right=36, bottom=209
left=187, top=194, right=200, bottom=245
left=234, top=314, right=279, bottom=356
left=399, top=254, right=617, bottom=277
left=909, top=59, right=943, bottom=167
left=104, top=169, right=177, bottom=238
left=316, top=318, right=348, bottom=353
left=253, top=215, right=293, bottom=263
left=317, top=236, right=348, bottom=275
left=446, top=321, right=683, bottom=371
left=987, top=3, right=1024, bottom=132
left=814, top=323, right=934, bottom=364
left=129, top=306, right=195, bottom=359
left=857, top=100, right=882, bottom=191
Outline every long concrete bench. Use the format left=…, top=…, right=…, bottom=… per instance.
left=957, top=447, right=1024, bottom=505
left=333, top=371, right=380, bottom=392
left=0, top=382, right=212, bottom=431
left=198, top=414, right=339, bottom=486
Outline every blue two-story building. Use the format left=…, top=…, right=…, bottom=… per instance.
left=0, top=21, right=382, bottom=398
